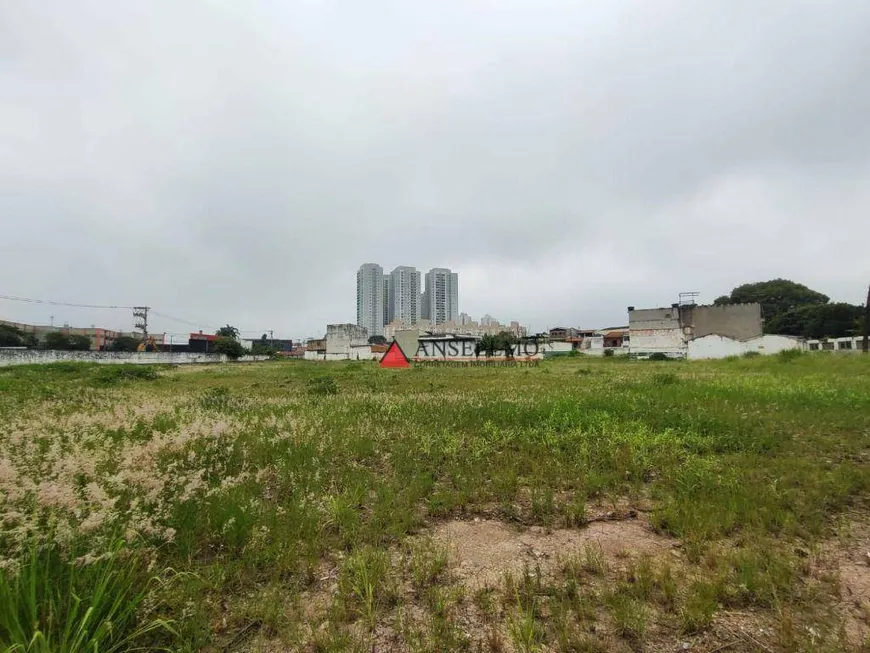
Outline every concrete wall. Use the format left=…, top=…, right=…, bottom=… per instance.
left=326, top=324, right=369, bottom=357
left=690, top=304, right=762, bottom=340
left=325, top=345, right=374, bottom=361
left=687, top=334, right=804, bottom=359
left=628, top=307, right=685, bottom=355
left=0, top=350, right=271, bottom=367
left=547, top=341, right=573, bottom=353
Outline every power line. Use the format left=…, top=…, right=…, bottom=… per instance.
left=149, top=310, right=220, bottom=331
left=0, top=294, right=133, bottom=310
left=2, top=294, right=283, bottom=339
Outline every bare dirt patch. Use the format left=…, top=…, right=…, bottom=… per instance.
left=431, top=516, right=674, bottom=588
left=830, top=517, right=870, bottom=648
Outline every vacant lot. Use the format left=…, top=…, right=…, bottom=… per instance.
left=0, top=354, right=868, bottom=652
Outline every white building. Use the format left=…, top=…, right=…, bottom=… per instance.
left=356, top=263, right=385, bottom=337
left=388, top=266, right=421, bottom=325
left=806, top=336, right=867, bottom=353
left=422, top=268, right=459, bottom=325
left=325, top=324, right=373, bottom=360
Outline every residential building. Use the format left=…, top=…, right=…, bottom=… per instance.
left=422, top=268, right=459, bottom=325
left=549, top=327, right=578, bottom=341
left=382, top=274, right=390, bottom=331
left=599, top=327, right=629, bottom=349
left=356, top=263, right=385, bottom=337
left=388, top=266, right=421, bottom=325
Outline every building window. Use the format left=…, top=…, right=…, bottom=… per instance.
left=838, top=341, right=852, bottom=350
left=822, top=342, right=834, bottom=350
left=809, top=343, right=819, bottom=351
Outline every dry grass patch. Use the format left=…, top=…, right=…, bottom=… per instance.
left=430, top=517, right=674, bottom=590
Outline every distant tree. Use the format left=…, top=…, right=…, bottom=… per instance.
left=68, top=335, right=92, bottom=351
left=213, top=336, right=245, bottom=359
left=0, top=325, right=20, bottom=347
left=0, top=324, right=36, bottom=348
left=43, top=331, right=71, bottom=350
left=495, top=331, right=518, bottom=358
left=772, top=303, right=864, bottom=339
left=216, top=325, right=240, bottom=339
left=110, top=336, right=141, bottom=352
left=250, top=333, right=275, bottom=356
left=476, top=334, right=500, bottom=358
left=368, top=335, right=388, bottom=345
left=716, top=279, right=831, bottom=334
left=723, top=279, right=829, bottom=307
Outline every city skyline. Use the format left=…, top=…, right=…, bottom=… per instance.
left=356, top=264, right=459, bottom=337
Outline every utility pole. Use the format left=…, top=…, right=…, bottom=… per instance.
left=132, top=307, right=149, bottom=343
left=270, top=329, right=274, bottom=350
left=862, top=284, right=869, bottom=354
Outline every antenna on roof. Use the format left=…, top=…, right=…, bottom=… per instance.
left=679, top=292, right=699, bottom=306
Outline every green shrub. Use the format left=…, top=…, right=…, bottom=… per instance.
left=741, top=351, right=761, bottom=359
left=307, top=376, right=339, bottom=396
left=603, top=349, right=615, bottom=357
left=198, top=387, right=236, bottom=411
left=651, top=372, right=679, bottom=386
left=212, top=337, right=245, bottom=360
left=648, top=352, right=669, bottom=361
left=777, top=348, right=803, bottom=362
left=92, top=365, right=159, bottom=385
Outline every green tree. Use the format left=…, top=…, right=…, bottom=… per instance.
left=110, top=336, right=141, bottom=352
left=495, top=331, right=518, bottom=358
left=69, top=334, right=92, bottom=351
left=213, top=336, right=245, bottom=359
left=715, top=279, right=830, bottom=334
left=251, top=343, right=275, bottom=355
left=43, top=331, right=72, bottom=350
left=216, top=325, right=240, bottom=339
left=475, top=334, right=500, bottom=358
left=368, top=335, right=388, bottom=345
left=0, top=324, right=36, bottom=348
left=250, top=333, right=276, bottom=356
left=773, top=303, right=864, bottom=339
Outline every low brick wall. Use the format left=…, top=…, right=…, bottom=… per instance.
left=0, top=350, right=271, bottom=367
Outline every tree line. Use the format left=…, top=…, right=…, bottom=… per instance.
left=713, top=279, right=865, bottom=340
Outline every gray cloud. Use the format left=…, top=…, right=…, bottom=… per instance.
left=2, top=0, right=868, bottom=337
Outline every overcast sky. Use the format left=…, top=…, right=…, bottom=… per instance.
left=2, top=1, right=869, bottom=338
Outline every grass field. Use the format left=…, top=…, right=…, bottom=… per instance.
left=0, top=354, right=868, bottom=652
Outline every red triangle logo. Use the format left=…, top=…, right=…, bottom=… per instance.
left=380, top=340, right=410, bottom=368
